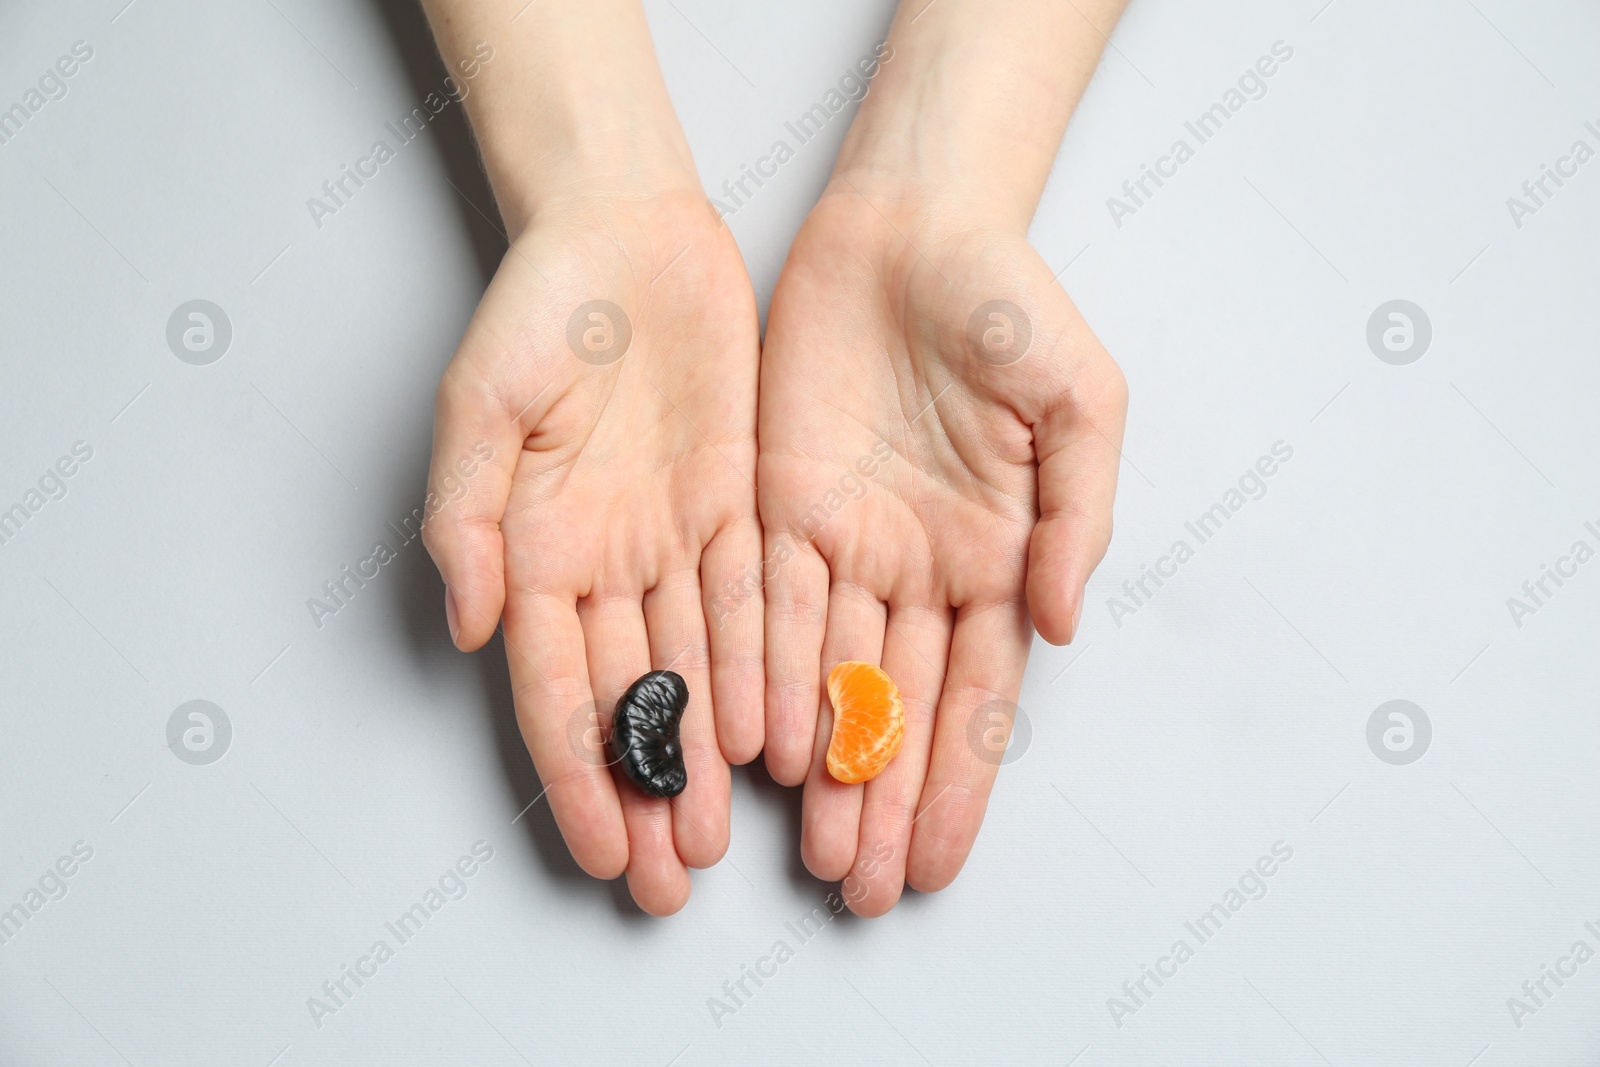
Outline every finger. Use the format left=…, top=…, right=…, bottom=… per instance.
left=575, top=591, right=689, bottom=915
left=502, top=589, right=628, bottom=880
left=421, top=361, right=534, bottom=652
left=907, top=599, right=1031, bottom=893
left=644, top=568, right=730, bottom=870
left=847, top=602, right=953, bottom=916
left=1026, top=352, right=1128, bottom=645
left=701, top=515, right=765, bottom=765
left=800, top=581, right=886, bottom=882
left=618, top=787, right=691, bottom=917
left=762, top=535, right=830, bottom=786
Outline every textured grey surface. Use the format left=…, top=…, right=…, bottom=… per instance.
left=2, top=1, right=1598, bottom=1064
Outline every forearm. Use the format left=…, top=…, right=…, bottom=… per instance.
left=420, top=0, right=700, bottom=236
left=834, top=0, right=1130, bottom=232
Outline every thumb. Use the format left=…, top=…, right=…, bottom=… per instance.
left=421, top=365, right=526, bottom=651
left=1024, top=344, right=1128, bottom=645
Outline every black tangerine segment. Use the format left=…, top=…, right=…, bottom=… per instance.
left=610, top=670, right=689, bottom=798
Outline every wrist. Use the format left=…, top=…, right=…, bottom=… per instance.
left=473, top=95, right=702, bottom=239
left=824, top=155, right=1036, bottom=240
left=828, top=0, right=1128, bottom=237
left=827, top=75, right=1051, bottom=235
left=422, top=0, right=703, bottom=240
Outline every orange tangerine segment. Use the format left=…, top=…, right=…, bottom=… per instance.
left=825, top=661, right=905, bottom=784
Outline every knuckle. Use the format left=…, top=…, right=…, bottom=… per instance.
left=420, top=514, right=449, bottom=555
left=1066, top=352, right=1128, bottom=419
left=433, top=363, right=478, bottom=420
left=665, top=642, right=712, bottom=674
left=900, top=693, right=937, bottom=732
left=512, top=675, right=589, bottom=713
left=769, top=678, right=818, bottom=711
left=1098, top=359, right=1130, bottom=411
left=769, top=590, right=824, bottom=626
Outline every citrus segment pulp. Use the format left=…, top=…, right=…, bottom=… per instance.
left=825, top=660, right=905, bottom=784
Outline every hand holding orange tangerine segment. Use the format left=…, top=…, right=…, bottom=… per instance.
left=825, top=661, right=905, bottom=784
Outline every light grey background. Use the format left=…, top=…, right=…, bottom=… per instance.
left=2, top=0, right=1596, bottom=1064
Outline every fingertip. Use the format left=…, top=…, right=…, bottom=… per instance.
left=720, top=661, right=767, bottom=767
left=906, top=783, right=985, bottom=894
left=450, top=582, right=506, bottom=652
left=1028, top=570, right=1084, bottom=646
left=711, top=648, right=765, bottom=766
left=904, top=860, right=959, bottom=895
left=721, top=722, right=764, bottom=767
left=552, top=778, right=630, bottom=880
left=847, top=894, right=900, bottom=918
left=765, top=750, right=812, bottom=791
left=678, top=825, right=729, bottom=870
left=673, top=766, right=731, bottom=870
left=844, top=874, right=903, bottom=918
left=573, top=836, right=630, bottom=882
left=763, top=679, right=819, bottom=785
left=444, top=585, right=461, bottom=648
left=905, top=830, right=968, bottom=894
left=628, top=861, right=692, bottom=916
left=802, top=836, right=854, bottom=883
left=702, top=518, right=767, bottom=769
left=801, top=795, right=859, bottom=882
left=762, top=542, right=828, bottom=789
left=1026, top=514, right=1096, bottom=646
left=423, top=518, right=506, bottom=651
left=763, top=753, right=801, bottom=788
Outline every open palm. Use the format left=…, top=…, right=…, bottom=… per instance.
left=759, top=190, right=1128, bottom=915
left=424, top=191, right=763, bottom=915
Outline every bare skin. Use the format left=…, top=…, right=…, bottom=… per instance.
left=419, top=1, right=762, bottom=916
left=760, top=0, right=1131, bottom=915
left=420, top=0, right=1130, bottom=916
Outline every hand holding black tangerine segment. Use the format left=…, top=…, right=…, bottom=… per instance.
left=416, top=0, right=1131, bottom=917
left=422, top=225, right=1126, bottom=921
left=420, top=187, right=765, bottom=917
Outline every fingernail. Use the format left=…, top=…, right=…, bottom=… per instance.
left=1069, top=589, right=1084, bottom=642
left=445, top=586, right=461, bottom=647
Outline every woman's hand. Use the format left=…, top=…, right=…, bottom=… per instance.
left=418, top=0, right=762, bottom=915
left=759, top=189, right=1126, bottom=915
left=759, top=0, right=1131, bottom=915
